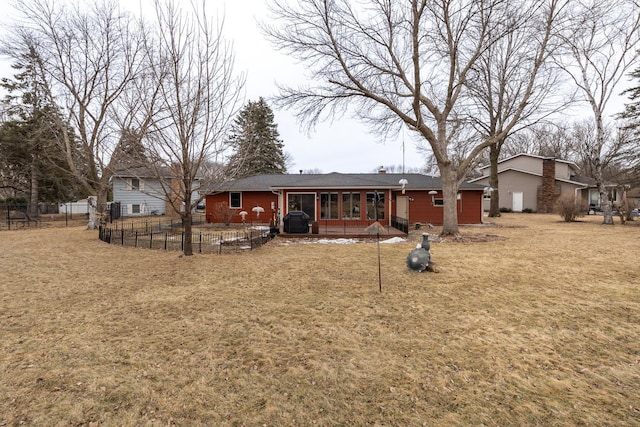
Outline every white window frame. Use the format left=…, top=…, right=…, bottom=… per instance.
left=128, top=178, right=143, bottom=191
left=229, top=192, right=242, bottom=209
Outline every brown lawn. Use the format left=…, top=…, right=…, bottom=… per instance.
left=1, top=213, right=639, bottom=426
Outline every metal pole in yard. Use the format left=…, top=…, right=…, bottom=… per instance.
left=199, top=232, right=202, bottom=253
left=135, top=231, right=138, bottom=247
left=150, top=231, right=153, bottom=249
left=164, top=232, right=168, bottom=250
left=181, top=232, right=184, bottom=251
left=121, top=229, right=124, bottom=245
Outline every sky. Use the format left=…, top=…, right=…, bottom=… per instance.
left=0, top=0, right=633, bottom=175
left=218, top=0, right=425, bottom=174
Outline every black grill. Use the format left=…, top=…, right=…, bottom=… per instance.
left=283, top=211, right=310, bottom=233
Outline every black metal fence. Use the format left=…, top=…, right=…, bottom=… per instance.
left=98, top=216, right=273, bottom=254
left=1, top=203, right=35, bottom=230
left=1, top=202, right=90, bottom=230
left=391, top=215, right=409, bottom=233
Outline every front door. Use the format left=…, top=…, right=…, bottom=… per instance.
left=512, top=192, right=523, bottom=212
left=396, top=196, right=409, bottom=221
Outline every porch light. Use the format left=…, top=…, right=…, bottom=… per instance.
left=399, top=178, right=409, bottom=194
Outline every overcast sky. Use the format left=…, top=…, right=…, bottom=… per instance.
left=219, top=0, right=426, bottom=174
left=0, top=0, right=633, bottom=175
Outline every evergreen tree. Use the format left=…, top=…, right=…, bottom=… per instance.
left=0, top=46, right=84, bottom=212
left=226, top=98, right=287, bottom=177
left=622, top=67, right=640, bottom=135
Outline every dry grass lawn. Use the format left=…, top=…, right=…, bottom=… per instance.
left=1, top=213, right=639, bottom=426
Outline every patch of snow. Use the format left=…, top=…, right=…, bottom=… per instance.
left=380, top=237, right=407, bottom=244
left=302, top=238, right=361, bottom=245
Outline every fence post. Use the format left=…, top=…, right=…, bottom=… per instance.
left=121, top=229, right=124, bottom=245
left=199, top=232, right=202, bottom=253
left=181, top=232, right=184, bottom=251
left=150, top=231, right=153, bottom=249
left=135, top=231, right=138, bottom=247
left=165, top=232, right=168, bottom=250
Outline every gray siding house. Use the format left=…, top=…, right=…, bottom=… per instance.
left=111, top=172, right=168, bottom=216
left=111, top=167, right=201, bottom=217
left=470, top=154, right=612, bottom=213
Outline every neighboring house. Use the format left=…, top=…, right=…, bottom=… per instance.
left=111, top=167, right=201, bottom=217
left=205, top=171, right=486, bottom=227
left=470, top=154, right=616, bottom=213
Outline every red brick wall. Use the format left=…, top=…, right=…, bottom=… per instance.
left=205, top=192, right=278, bottom=225
left=537, top=158, right=557, bottom=213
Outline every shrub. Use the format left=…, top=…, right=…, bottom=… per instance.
left=523, top=208, right=533, bottom=213
left=213, top=201, right=236, bottom=226
left=554, top=193, right=587, bottom=222
left=499, top=207, right=512, bottom=213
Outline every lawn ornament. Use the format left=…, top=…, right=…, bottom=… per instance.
left=421, top=233, right=430, bottom=252
left=239, top=211, right=248, bottom=224
left=406, top=244, right=430, bottom=272
left=365, top=221, right=386, bottom=292
left=252, top=206, right=264, bottom=219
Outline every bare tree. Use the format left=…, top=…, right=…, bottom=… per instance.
left=466, top=0, right=570, bottom=217
left=502, top=122, right=580, bottom=160
left=556, top=0, right=640, bottom=225
left=137, top=0, right=244, bottom=256
left=10, top=0, right=146, bottom=228
left=265, top=0, right=564, bottom=235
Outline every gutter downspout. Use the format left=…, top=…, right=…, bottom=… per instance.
left=271, top=189, right=283, bottom=226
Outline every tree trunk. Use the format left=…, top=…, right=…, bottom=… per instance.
left=488, top=144, right=501, bottom=217
left=29, top=157, right=39, bottom=218
left=594, top=112, right=614, bottom=225
left=88, top=186, right=110, bottom=229
left=440, top=167, right=460, bottom=236
left=183, top=208, right=193, bottom=256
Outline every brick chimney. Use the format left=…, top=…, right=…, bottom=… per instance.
left=537, top=158, right=557, bottom=213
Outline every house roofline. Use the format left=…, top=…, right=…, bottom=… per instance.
left=469, top=168, right=614, bottom=188
left=477, top=153, right=579, bottom=171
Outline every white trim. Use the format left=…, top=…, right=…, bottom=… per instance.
left=229, top=192, right=242, bottom=209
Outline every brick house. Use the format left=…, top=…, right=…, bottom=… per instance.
left=205, top=171, right=485, bottom=229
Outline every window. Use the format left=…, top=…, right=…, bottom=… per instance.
left=433, top=198, right=444, bottom=206
left=230, top=192, right=242, bottom=208
left=342, top=192, right=361, bottom=219
left=366, top=192, right=385, bottom=220
left=320, top=193, right=339, bottom=219
left=128, top=178, right=141, bottom=191
left=131, top=204, right=141, bottom=214
left=288, top=193, right=316, bottom=219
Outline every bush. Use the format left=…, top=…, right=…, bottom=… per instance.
left=554, top=193, right=587, bottom=222
left=213, top=201, right=236, bottom=226
left=499, top=207, right=512, bottom=213
left=523, top=208, right=533, bottom=213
